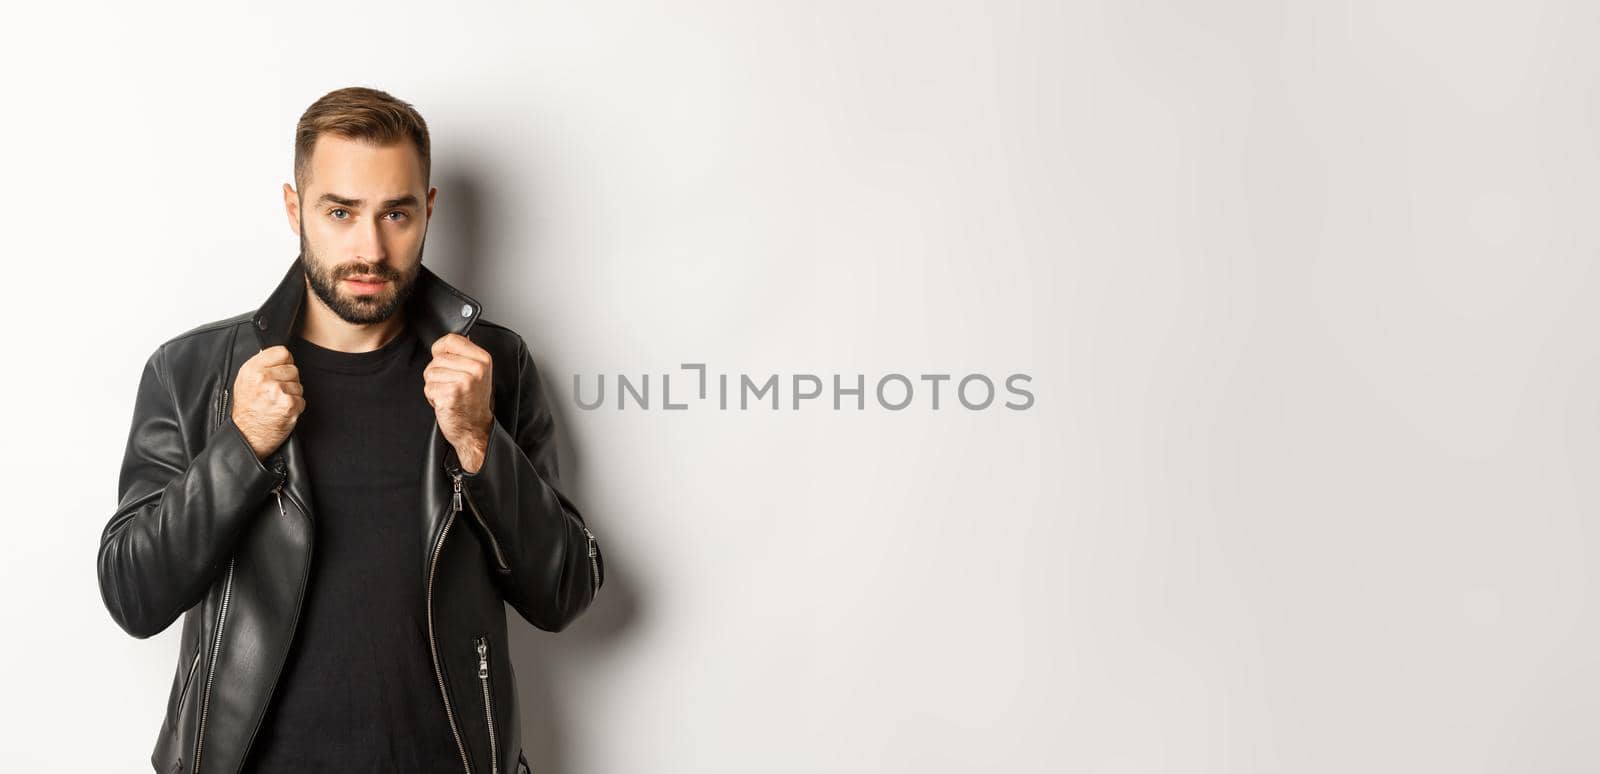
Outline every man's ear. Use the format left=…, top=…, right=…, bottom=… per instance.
left=282, top=183, right=300, bottom=234
left=426, top=186, right=437, bottom=220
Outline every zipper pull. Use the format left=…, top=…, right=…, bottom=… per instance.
left=477, top=638, right=489, bottom=678
left=452, top=472, right=463, bottom=512
left=270, top=456, right=288, bottom=494
left=585, top=528, right=597, bottom=557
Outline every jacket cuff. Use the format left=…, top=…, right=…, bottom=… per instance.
left=453, top=416, right=577, bottom=581
left=453, top=418, right=517, bottom=571
left=213, top=413, right=286, bottom=489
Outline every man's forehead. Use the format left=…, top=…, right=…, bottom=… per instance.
left=305, top=134, right=425, bottom=185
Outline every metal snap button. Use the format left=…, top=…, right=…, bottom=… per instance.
left=461, top=304, right=474, bottom=318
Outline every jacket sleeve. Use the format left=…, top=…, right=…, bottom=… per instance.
left=454, top=335, right=604, bottom=632
left=97, top=344, right=286, bottom=639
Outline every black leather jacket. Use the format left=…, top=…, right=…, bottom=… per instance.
left=97, top=258, right=605, bottom=774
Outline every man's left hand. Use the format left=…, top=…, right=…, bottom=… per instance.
left=425, top=333, right=494, bottom=473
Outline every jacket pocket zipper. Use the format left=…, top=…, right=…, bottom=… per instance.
left=475, top=635, right=500, bottom=774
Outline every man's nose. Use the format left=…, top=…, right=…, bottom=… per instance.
left=354, top=218, right=385, bottom=263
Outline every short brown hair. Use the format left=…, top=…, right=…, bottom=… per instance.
left=294, top=86, right=431, bottom=192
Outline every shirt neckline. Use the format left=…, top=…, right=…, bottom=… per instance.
left=289, top=327, right=415, bottom=375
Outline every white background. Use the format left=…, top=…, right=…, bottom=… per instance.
left=3, top=1, right=1597, bottom=772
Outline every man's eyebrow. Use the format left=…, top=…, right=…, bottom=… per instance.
left=314, top=193, right=420, bottom=209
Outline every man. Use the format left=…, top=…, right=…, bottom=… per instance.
left=96, top=86, right=604, bottom=774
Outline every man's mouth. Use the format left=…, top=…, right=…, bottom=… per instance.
left=343, top=276, right=389, bottom=295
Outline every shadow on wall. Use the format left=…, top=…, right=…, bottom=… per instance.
left=429, top=164, right=639, bottom=774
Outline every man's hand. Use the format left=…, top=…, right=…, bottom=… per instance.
left=425, top=333, right=494, bottom=473
left=231, top=345, right=306, bottom=461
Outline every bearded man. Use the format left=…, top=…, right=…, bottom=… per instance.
left=97, top=86, right=604, bottom=774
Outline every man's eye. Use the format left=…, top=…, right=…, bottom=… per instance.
left=329, top=208, right=349, bottom=220
left=385, top=211, right=407, bottom=221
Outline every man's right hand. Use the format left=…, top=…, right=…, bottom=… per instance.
left=231, top=345, right=306, bottom=460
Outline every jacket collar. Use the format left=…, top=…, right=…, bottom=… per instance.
left=251, top=255, right=484, bottom=351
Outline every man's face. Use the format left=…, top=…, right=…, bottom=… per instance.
left=283, top=134, right=436, bottom=325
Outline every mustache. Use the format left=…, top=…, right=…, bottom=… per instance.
left=330, top=264, right=404, bottom=281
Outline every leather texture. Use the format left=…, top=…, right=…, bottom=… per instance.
left=97, top=258, right=604, bottom=774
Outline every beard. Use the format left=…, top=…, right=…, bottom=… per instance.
left=298, top=221, right=424, bottom=325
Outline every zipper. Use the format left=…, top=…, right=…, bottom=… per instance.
left=429, top=497, right=474, bottom=774
left=451, top=466, right=509, bottom=571
left=217, top=385, right=230, bottom=431
left=476, top=635, right=500, bottom=774
left=584, top=527, right=600, bottom=593
left=191, top=552, right=236, bottom=773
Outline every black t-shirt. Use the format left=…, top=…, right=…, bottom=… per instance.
left=241, top=325, right=462, bottom=774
